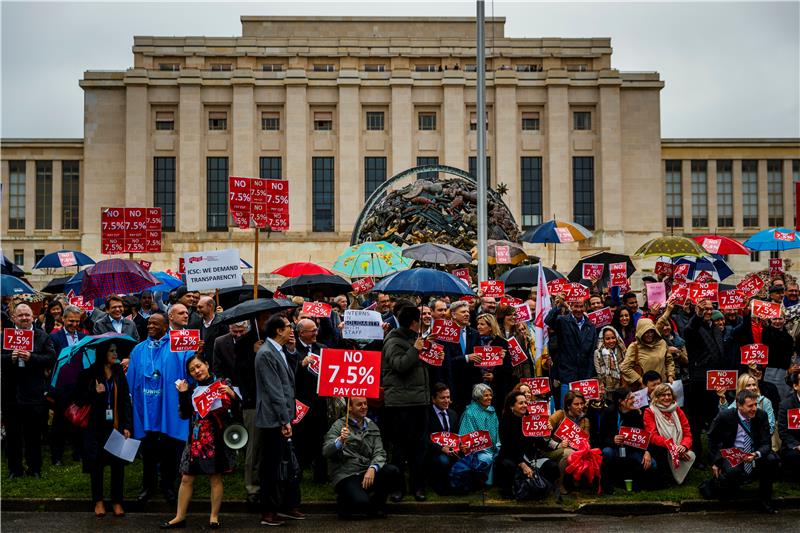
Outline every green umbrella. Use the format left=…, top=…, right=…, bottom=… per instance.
left=332, top=241, right=412, bottom=278
left=634, top=236, right=707, bottom=258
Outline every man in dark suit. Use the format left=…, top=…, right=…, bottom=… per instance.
left=442, top=300, right=480, bottom=414
left=705, top=389, right=780, bottom=513
left=1, top=303, right=57, bottom=479
left=212, top=320, right=248, bottom=380
left=93, top=295, right=140, bottom=341
left=545, top=296, right=596, bottom=408
left=425, top=383, right=461, bottom=494
left=49, top=304, right=88, bottom=466
left=255, top=315, right=301, bottom=526
left=191, top=295, right=228, bottom=356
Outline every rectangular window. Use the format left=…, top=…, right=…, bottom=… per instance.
left=312, top=157, right=335, bottom=232
left=155, top=111, right=174, bottom=131
left=573, top=112, right=591, bottom=131
left=364, top=64, right=385, bottom=72
left=159, top=63, right=180, bottom=71
left=469, top=156, right=491, bottom=188
left=418, top=112, right=437, bottom=131
left=8, top=160, right=25, bottom=230
left=665, top=160, right=683, bottom=228
left=750, top=251, right=760, bottom=262
left=415, top=64, right=438, bottom=72
left=469, top=112, right=489, bottom=132
left=521, top=157, right=543, bottom=229
left=62, top=160, right=80, bottom=230
left=516, top=64, right=543, bottom=72
left=154, top=157, right=176, bottom=231
left=34, top=249, right=45, bottom=264
left=770, top=250, right=781, bottom=260
left=717, top=160, right=733, bottom=228
left=767, top=159, right=784, bottom=227
left=364, top=157, right=387, bottom=200
left=416, top=156, right=439, bottom=180
left=35, top=161, right=52, bottom=229
left=573, top=157, right=595, bottom=230
left=313, top=64, right=336, bottom=72
left=206, top=157, right=229, bottom=231
left=210, top=63, right=232, bottom=71
left=208, top=111, right=227, bottom=131
left=13, top=250, right=24, bottom=266
left=261, top=112, right=280, bottom=131
left=314, top=112, right=333, bottom=131
left=262, top=64, right=283, bottom=72
left=566, top=64, right=589, bottom=72
left=366, top=112, right=384, bottom=131
left=793, top=160, right=799, bottom=227
left=521, top=112, right=540, bottom=131
left=691, top=160, right=708, bottom=227
left=742, top=160, right=759, bottom=227
left=259, top=157, right=282, bottom=180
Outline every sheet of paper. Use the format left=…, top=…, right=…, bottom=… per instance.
left=670, top=379, right=685, bottom=407
left=103, top=428, right=141, bottom=462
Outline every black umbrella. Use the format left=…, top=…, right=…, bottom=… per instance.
left=41, top=276, right=74, bottom=295
left=567, top=251, right=636, bottom=283
left=217, top=285, right=273, bottom=309
left=277, top=274, right=351, bottom=298
left=219, top=298, right=298, bottom=325
left=1, top=255, right=25, bottom=278
left=499, top=264, right=564, bottom=289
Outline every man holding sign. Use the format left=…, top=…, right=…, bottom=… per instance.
left=545, top=296, right=596, bottom=407
left=1, top=303, right=56, bottom=479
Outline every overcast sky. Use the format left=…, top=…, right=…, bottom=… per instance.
left=1, top=0, right=798, bottom=139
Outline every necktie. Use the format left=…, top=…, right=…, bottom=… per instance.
left=440, top=411, right=449, bottom=432
left=741, top=417, right=754, bottom=474
left=460, top=329, right=466, bottom=354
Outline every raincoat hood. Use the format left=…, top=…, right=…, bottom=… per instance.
left=596, top=325, right=626, bottom=351
left=635, top=318, right=663, bottom=347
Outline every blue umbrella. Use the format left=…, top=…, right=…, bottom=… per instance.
left=63, top=270, right=86, bottom=295
left=520, top=219, right=593, bottom=244
left=371, top=267, right=475, bottom=298
left=51, top=333, right=138, bottom=388
left=743, top=227, right=800, bottom=252
left=1, top=274, right=36, bottom=296
left=149, top=271, right=184, bottom=292
left=33, top=250, right=96, bottom=269
left=672, top=255, right=734, bottom=281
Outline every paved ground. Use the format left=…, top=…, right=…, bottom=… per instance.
left=2, top=510, right=798, bottom=532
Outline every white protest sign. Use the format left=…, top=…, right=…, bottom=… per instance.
left=184, top=249, right=242, bottom=291
left=342, top=309, right=384, bottom=340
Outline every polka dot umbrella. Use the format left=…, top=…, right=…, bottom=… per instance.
left=634, top=236, right=707, bottom=258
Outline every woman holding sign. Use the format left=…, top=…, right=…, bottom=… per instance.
left=73, top=342, right=132, bottom=518
left=450, top=383, right=500, bottom=492
left=643, top=384, right=695, bottom=485
left=546, top=391, right=590, bottom=494
left=160, top=355, right=239, bottom=529
left=475, top=314, right=511, bottom=411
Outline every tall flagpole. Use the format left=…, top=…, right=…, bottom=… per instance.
left=476, top=0, right=488, bottom=283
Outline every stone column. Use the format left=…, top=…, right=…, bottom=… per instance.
left=598, top=79, right=623, bottom=247
left=337, top=76, right=360, bottom=232
left=285, top=76, right=309, bottom=232
left=232, top=75, right=256, bottom=178
left=125, top=78, right=149, bottom=206
left=178, top=74, right=203, bottom=233
left=545, top=77, right=570, bottom=219
left=390, top=80, right=413, bottom=175
left=442, top=77, right=465, bottom=170
left=494, top=84, right=518, bottom=221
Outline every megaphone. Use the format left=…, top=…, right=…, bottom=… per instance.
left=223, top=424, right=249, bottom=450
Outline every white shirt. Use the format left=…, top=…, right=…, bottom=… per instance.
left=110, top=317, right=124, bottom=333
left=267, top=337, right=289, bottom=369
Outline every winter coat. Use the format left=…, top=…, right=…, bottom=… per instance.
left=382, top=327, right=429, bottom=407
left=593, top=326, right=626, bottom=392
left=545, top=308, right=597, bottom=384
left=620, top=319, right=674, bottom=384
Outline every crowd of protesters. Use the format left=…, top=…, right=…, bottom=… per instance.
left=2, top=265, right=800, bottom=527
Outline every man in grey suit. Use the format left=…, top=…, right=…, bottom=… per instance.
left=92, top=295, right=139, bottom=370
left=256, top=315, right=302, bottom=526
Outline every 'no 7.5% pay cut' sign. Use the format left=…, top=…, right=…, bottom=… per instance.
left=316, top=349, right=381, bottom=398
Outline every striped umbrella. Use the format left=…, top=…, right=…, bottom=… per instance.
left=80, top=259, right=159, bottom=300
left=520, top=219, right=593, bottom=244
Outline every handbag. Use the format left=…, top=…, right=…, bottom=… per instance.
left=64, top=403, right=91, bottom=428
left=513, top=457, right=551, bottom=501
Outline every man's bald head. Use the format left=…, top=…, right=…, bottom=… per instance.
left=296, top=318, right=318, bottom=345
left=12, top=303, right=34, bottom=329
left=169, top=303, right=190, bottom=329
left=197, top=296, right=215, bottom=319
left=146, top=313, right=168, bottom=339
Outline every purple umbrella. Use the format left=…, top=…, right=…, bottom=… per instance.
left=80, top=258, right=159, bottom=300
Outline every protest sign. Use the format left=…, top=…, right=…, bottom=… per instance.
left=351, top=277, right=375, bottom=295
left=184, top=249, right=242, bottom=291
left=527, top=401, right=550, bottom=416
left=507, top=336, right=528, bottom=367
left=702, top=237, right=722, bottom=254
left=101, top=207, right=162, bottom=254
left=307, top=354, right=320, bottom=375
left=555, top=227, right=574, bottom=242
left=751, top=299, right=781, bottom=320
left=654, top=261, right=673, bottom=277
left=720, top=448, right=751, bottom=468
left=587, top=307, right=613, bottom=328
left=57, top=251, right=77, bottom=267
left=668, top=284, right=690, bottom=305
left=737, top=275, right=765, bottom=298
left=317, top=349, right=381, bottom=398
left=69, top=295, right=94, bottom=312
left=520, top=377, right=550, bottom=396
left=522, top=415, right=551, bottom=437
left=619, top=427, right=652, bottom=450
left=582, top=263, right=604, bottom=280
left=342, top=310, right=384, bottom=341
left=769, top=258, right=784, bottom=277
left=673, top=264, right=690, bottom=282
left=460, top=430, right=492, bottom=454
left=169, top=329, right=200, bottom=352
left=430, top=319, right=460, bottom=343
left=3, top=328, right=33, bottom=351
left=632, top=387, right=650, bottom=409
left=740, top=343, right=769, bottom=365
left=706, top=370, right=738, bottom=391
left=547, top=278, right=569, bottom=295
left=788, top=409, right=800, bottom=430
left=569, top=379, right=601, bottom=401
left=228, top=176, right=290, bottom=231
left=564, top=283, right=589, bottom=302
left=609, top=271, right=628, bottom=287
left=774, top=230, right=796, bottom=242
left=718, top=289, right=746, bottom=311
left=430, top=432, right=460, bottom=448
left=292, top=400, right=310, bottom=425
left=192, top=381, right=227, bottom=418
left=609, top=262, right=627, bottom=275
left=479, top=280, right=505, bottom=298
left=474, top=346, right=504, bottom=367
left=303, top=301, right=332, bottom=318
left=646, top=282, right=667, bottom=307
left=688, top=282, right=718, bottom=304
left=513, top=303, right=532, bottom=323
left=500, top=296, right=523, bottom=307
left=554, top=417, right=589, bottom=449
left=138, top=260, right=152, bottom=271
left=452, top=268, right=471, bottom=285
left=695, top=271, right=715, bottom=283
left=495, top=245, right=511, bottom=264
left=418, top=339, right=445, bottom=366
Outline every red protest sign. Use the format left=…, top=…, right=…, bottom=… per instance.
left=495, top=245, right=511, bottom=264
left=69, top=295, right=94, bottom=312
left=418, top=339, right=445, bottom=367
left=57, top=251, right=77, bottom=267
left=737, top=275, right=765, bottom=298
left=452, top=268, right=471, bottom=285
left=718, top=289, right=746, bottom=311
left=3, top=328, right=33, bottom=351
left=169, top=329, right=200, bottom=352
left=569, top=379, right=601, bottom=401
left=138, top=260, right=152, bottom=271
left=706, top=370, right=738, bottom=390
left=460, top=430, right=492, bottom=454
left=609, top=262, right=627, bottom=275
left=769, top=258, right=784, bottom=277
left=673, top=263, right=690, bottom=282
left=479, top=280, right=505, bottom=298
left=526, top=401, right=550, bottom=416
left=547, top=278, right=569, bottom=295
left=500, top=296, right=523, bottom=307
left=431, top=432, right=460, bottom=448
left=316, top=349, right=381, bottom=398
left=474, top=346, right=504, bottom=367
left=522, top=414, right=551, bottom=437
left=752, top=299, right=781, bottom=320
left=507, top=336, right=528, bottom=367
left=430, top=319, right=460, bottom=344
left=619, top=426, right=652, bottom=450
left=228, top=177, right=290, bottom=231
left=582, top=263, right=604, bottom=280
left=788, top=408, right=800, bottom=430
left=192, top=381, right=227, bottom=418
left=740, top=343, right=769, bottom=365
left=307, top=354, right=320, bottom=375
left=587, top=307, right=613, bottom=328
left=514, top=303, right=532, bottom=323
left=520, top=377, right=551, bottom=396
left=302, top=301, right=332, bottom=318
left=774, top=229, right=796, bottom=242
left=668, top=284, right=690, bottom=305
left=688, top=282, right=718, bottom=303
left=695, top=271, right=715, bottom=283
left=101, top=207, right=126, bottom=238
left=292, top=400, right=310, bottom=425
left=721, top=447, right=752, bottom=468
left=609, top=271, right=628, bottom=288
left=554, top=417, right=589, bottom=448
left=351, top=277, right=375, bottom=295
left=564, top=283, right=589, bottom=302
left=101, top=207, right=161, bottom=254
left=654, top=261, right=673, bottom=277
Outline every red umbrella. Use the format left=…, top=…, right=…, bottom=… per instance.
left=691, top=235, right=750, bottom=255
left=271, top=262, right=333, bottom=278
left=80, top=259, right=159, bottom=300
